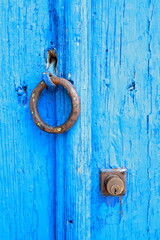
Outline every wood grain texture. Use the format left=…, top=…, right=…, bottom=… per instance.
left=54, top=0, right=92, bottom=239
left=90, top=0, right=160, bottom=239
left=0, top=0, right=160, bottom=239
left=0, top=0, right=57, bottom=239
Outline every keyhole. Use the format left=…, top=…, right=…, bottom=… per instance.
left=114, top=187, right=117, bottom=195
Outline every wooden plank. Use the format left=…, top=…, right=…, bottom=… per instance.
left=0, top=0, right=57, bottom=239
left=90, top=0, right=160, bottom=239
left=54, top=0, right=92, bottom=239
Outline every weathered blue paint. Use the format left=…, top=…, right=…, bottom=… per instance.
left=0, top=0, right=56, bottom=239
left=0, top=0, right=160, bottom=239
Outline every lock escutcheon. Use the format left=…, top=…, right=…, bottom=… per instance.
left=100, top=168, right=127, bottom=196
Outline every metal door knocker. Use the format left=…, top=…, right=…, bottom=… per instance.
left=30, top=73, right=80, bottom=134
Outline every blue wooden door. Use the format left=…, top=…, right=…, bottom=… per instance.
left=0, top=0, right=160, bottom=239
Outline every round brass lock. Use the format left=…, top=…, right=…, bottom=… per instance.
left=104, top=175, right=124, bottom=195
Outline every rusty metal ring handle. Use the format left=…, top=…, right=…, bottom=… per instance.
left=30, top=75, right=80, bottom=134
